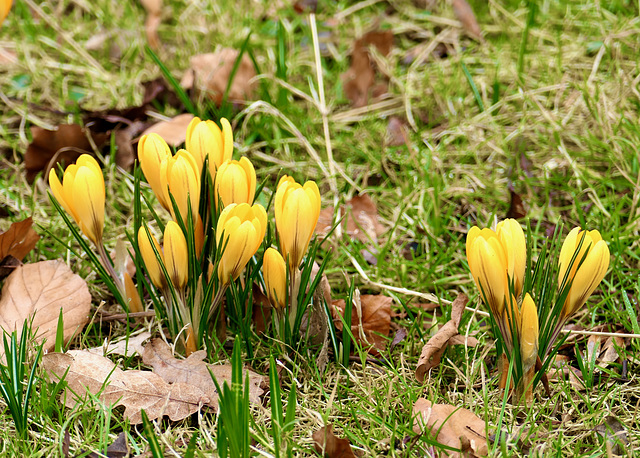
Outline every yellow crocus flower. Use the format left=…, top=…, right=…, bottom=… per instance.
left=263, top=248, right=287, bottom=309
left=274, top=176, right=321, bottom=270
left=1, top=0, right=11, bottom=25
left=519, top=293, right=538, bottom=372
left=216, top=203, right=267, bottom=284
left=160, top=149, right=200, bottom=226
left=558, top=227, right=610, bottom=317
left=137, top=227, right=165, bottom=288
left=185, top=117, right=233, bottom=173
left=496, top=219, right=526, bottom=297
left=138, top=133, right=172, bottom=211
left=214, top=157, right=256, bottom=208
left=48, top=154, right=105, bottom=245
left=164, top=221, right=188, bottom=290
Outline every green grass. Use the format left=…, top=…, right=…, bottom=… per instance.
left=0, top=0, right=639, bottom=456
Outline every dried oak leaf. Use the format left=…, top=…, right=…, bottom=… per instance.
left=87, top=331, right=152, bottom=358
left=342, top=31, right=393, bottom=107
left=316, top=194, right=386, bottom=243
left=25, top=124, right=108, bottom=182
left=141, top=338, right=265, bottom=409
left=43, top=350, right=208, bottom=424
left=0, top=260, right=90, bottom=353
left=0, top=217, right=40, bottom=261
left=140, top=0, right=162, bottom=50
left=141, top=113, right=195, bottom=147
left=332, top=293, right=391, bottom=356
left=181, top=49, right=256, bottom=105
left=313, top=425, right=358, bottom=458
left=451, top=0, right=483, bottom=42
left=415, top=293, right=467, bottom=382
left=413, top=398, right=488, bottom=457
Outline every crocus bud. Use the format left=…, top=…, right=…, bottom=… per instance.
left=160, top=149, right=200, bottom=226
left=495, top=219, right=526, bottom=297
left=216, top=203, right=267, bottom=284
left=519, top=293, right=538, bottom=372
left=49, top=154, right=105, bottom=245
left=138, top=133, right=172, bottom=211
left=185, top=117, right=233, bottom=173
left=137, top=227, right=164, bottom=288
left=558, top=228, right=610, bottom=317
left=1, top=0, right=11, bottom=25
left=466, top=226, right=508, bottom=317
left=263, top=248, right=287, bottom=309
left=214, top=157, right=256, bottom=208
left=123, top=272, right=143, bottom=314
left=274, top=176, right=321, bottom=270
left=164, top=221, right=188, bottom=290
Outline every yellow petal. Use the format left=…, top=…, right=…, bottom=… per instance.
left=519, top=293, right=538, bottom=370
left=138, top=133, right=171, bottom=210
left=496, top=219, right=526, bottom=296
left=138, top=227, right=164, bottom=288
left=0, top=0, right=11, bottom=25
left=263, top=248, right=287, bottom=309
left=164, top=221, right=188, bottom=290
left=71, top=164, right=105, bottom=244
left=565, top=239, right=610, bottom=316
left=220, top=118, right=234, bottom=163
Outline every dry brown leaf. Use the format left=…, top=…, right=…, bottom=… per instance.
left=43, top=350, right=208, bottom=424
left=316, top=194, right=386, bottom=243
left=140, top=0, right=162, bottom=50
left=0, top=260, right=90, bottom=352
left=87, top=332, right=152, bottom=358
left=342, top=31, right=393, bottom=107
left=141, top=113, right=195, bottom=147
left=415, top=293, right=467, bottom=382
left=313, top=425, right=357, bottom=458
left=141, top=338, right=265, bottom=409
left=25, top=124, right=108, bottom=183
left=0, top=217, right=40, bottom=261
left=386, top=117, right=409, bottom=147
left=448, top=334, right=478, bottom=347
left=413, top=398, right=487, bottom=457
left=451, top=0, right=483, bottom=42
left=180, top=49, right=257, bottom=105
left=332, top=293, right=391, bottom=356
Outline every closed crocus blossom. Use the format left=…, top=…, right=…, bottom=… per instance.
left=466, top=226, right=508, bottom=317
left=274, top=176, right=321, bottom=270
left=185, top=117, right=233, bottom=173
left=49, top=154, right=105, bottom=245
left=558, top=227, right=610, bottom=317
left=214, top=157, right=256, bottom=208
left=138, top=227, right=164, bottom=288
left=216, top=203, right=267, bottom=284
left=495, top=219, right=526, bottom=297
left=1, top=0, right=11, bottom=25
left=519, top=293, right=538, bottom=372
left=160, top=149, right=200, bottom=226
left=164, top=221, right=188, bottom=290
left=263, top=248, right=287, bottom=309
left=138, top=133, right=172, bottom=211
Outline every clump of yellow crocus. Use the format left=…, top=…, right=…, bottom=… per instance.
left=160, top=149, right=200, bottom=226
left=138, top=133, right=172, bottom=211
left=214, top=157, right=256, bottom=208
left=558, top=228, right=610, bottom=318
left=185, top=117, right=233, bottom=173
left=263, top=248, right=287, bottom=310
left=274, top=176, right=321, bottom=270
left=49, top=154, right=105, bottom=245
left=1, top=0, right=12, bottom=25
left=216, top=203, right=267, bottom=284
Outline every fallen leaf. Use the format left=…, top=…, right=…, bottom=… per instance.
left=506, top=188, right=527, bottom=219
left=342, top=31, right=393, bottom=107
left=313, top=425, right=357, bottom=458
left=0, top=255, right=21, bottom=280
left=181, top=49, right=257, bottom=105
left=413, top=398, right=488, bottom=457
left=0, top=217, right=40, bottom=261
left=594, top=416, right=628, bottom=455
left=390, top=328, right=407, bottom=349
left=0, top=260, right=91, bottom=352
left=87, top=331, right=152, bottom=358
left=332, top=293, right=391, bottom=356
left=448, top=334, right=478, bottom=347
left=25, top=124, right=108, bottom=182
left=141, top=338, right=265, bottom=409
left=140, top=0, right=162, bottom=50
left=386, top=117, right=409, bottom=147
left=316, top=194, right=386, bottom=243
left=43, top=350, right=208, bottom=424
left=293, top=0, right=317, bottom=13
left=83, top=432, right=129, bottom=458
left=114, top=121, right=146, bottom=170
left=141, top=113, right=195, bottom=147
left=451, top=0, right=483, bottom=42
left=415, top=293, right=467, bottom=382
